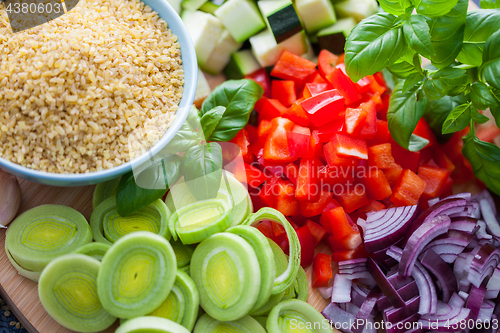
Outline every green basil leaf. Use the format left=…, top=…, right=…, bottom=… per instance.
left=388, top=61, right=418, bottom=79
left=201, top=79, right=263, bottom=142
left=442, top=102, right=472, bottom=134
left=471, top=107, right=489, bottom=124
left=471, top=82, right=498, bottom=110
left=180, top=142, right=223, bottom=201
left=411, top=0, right=458, bottom=17
left=160, top=120, right=203, bottom=155
left=423, top=76, right=447, bottom=101
left=424, top=94, right=468, bottom=142
left=186, top=105, right=202, bottom=132
left=403, top=15, right=434, bottom=58
left=457, top=10, right=500, bottom=67
left=423, top=67, right=470, bottom=100
left=116, top=155, right=182, bottom=216
left=345, top=13, right=407, bottom=82
left=382, top=68, right=398, bottom=90
left=408, top=134, right=430, bottom=152
left=480, top=30, right=500, bottom=90
left=200, top=106, right=226, bottom=140
left=402, top=72, right=424, bottom=94
left=463, top=131, right=500, bottom=195
left=378, top=0, right=411, bottom=15
left=427, top=0, right=467, bottom=69
left=387, top=81, right=427, bottom=149
left=480, top=0, right=500, bottom=8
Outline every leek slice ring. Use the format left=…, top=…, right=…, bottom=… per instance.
left=193, top=314, right=267, bottom=333
left=91, top=197, right=170, bottom=245
left=93, top=176, right=121, bottom=209
left=170, top=240, right=195, bottom=268
left=190, top=233, right=261, bottom=321
left=97, top=231, right=177, bottom=319
left=241, top=208, right=301, bottom=294
left=38, top=254, right=117, bottom=332
left=295, top=266, right=309, bottom=302
left=116, top=317, right=190, bottom=333
left=267, top=299, right=334, bottom=333
left=5, top=205, right=92, bottom=275
left=74, top=242, right=111, bottom=261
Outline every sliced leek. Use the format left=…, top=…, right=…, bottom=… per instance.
left=169, top=199, right=231, bottom=244
left=295, top=266, right=309, bottom=302
left=97, top=232, right=177, bottom=319
left=190, top=233, right=261, bottom=321
left=93, top=176, right=121, bottom=209
left=226, top=225, right=275, bottom=312
left=267, top=299, right=334, bottom=333
left=241, top=208, right=301, bottom=294
left=180, top=265, right=190, bottom=274
left=170, top=240, right=195, bottom=268
left=91, top=197, right=170, bottom=245
left=148, top=269, right=199, bottom=331
left=5, top=205, right=92, bottom=279
left=166, top=172, right=252, bottom=227
left=116, top=317, right=190, bottom=333
left=194, top=314, right=267, bottom=333
left=38, top=254, right=117, bottom=332
left=74, top=243, right=111, bottom=261
left=253, top=316, right=268, bottom=328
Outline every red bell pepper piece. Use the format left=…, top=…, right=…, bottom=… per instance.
left=369, top=92, right=384, bottom=112
left=258, top=176, right=280, bottom=207
left=366, top=120, right=390, bottom=147
left=318, top=49, right=339, bottom=78
left=433, top=146, right=455, bottom=172
left=271, top=50, right=317, bottom=83
left=305, top=220, right=328, bottom=246
left=368, top=143, right=398, bottom=169
left=257, top=220, right=274, bottom=238
left=322, top=198, right=341, bottom=213
left=391, top=140, right=420, bottom=173
left=441, top=176, right=454, bottom=198
left=390, top=169, right=427, bottom=206
left=312, top=253, right=333, bottom=288
left=328, top=232, right=363, bottom=252
left=287, top=131, right=311, bottom=158
left=334, top=183, right=369, bottom=213
left=284, top=162, right=299, bottom=185
left=305, top=69, right=329, bottom=85
left=383, top=165, right=403, bottom=188
left=300, top=190, right=334, bottom=217
left=379, top=93, right=390, bottom=120
left=300, top=89, right=345, bottom=127
left=296, top=225, right=315, bottom=267
left=331, top=244, right=368, bottom=263
left=320, top=206, right=347, bottom=235
left=417, top=164, right=451, bottom=199
left=330, top=133, right=368, bottom=160
left=322, top=207, right=362, bottom=250
left=355, top=76, right=372, bottom=94
left=418, top=147, right=433, bottom=166
left=258, top=98, right=287, bottom=120
left=245, top=68, right=271, bottom=98
left=263, top=117, right=296, bottom=162
left=350, top=199, right=386, bottom=223
left=230, top=129, right=254, bottom=164
left=245, top=124, right=258, bottom=145
left=307, top=130, right=323, bottom=159
left=272, top=80, right=297, bottom=107
left=323, top=141, right=358, bottom=168
left=318, top=165, right=356, bottom=190
left=316, top=117, right=345, bottom=142
left=345, top=106, right=368, bottom=135
left=254, top=97, right=267, bottom=113
left=257, top=119, right=273, bottom=138
left=272, top=222, right=286, bottom=237
left=360, top=168, right=393, bottom=201
left=366, top=74, right=387, bottom=96
left=296, top=158, right=322, bottom=202
left=302, top=83, right=329, bottom=99
left=413, top=118, right=436, bottom=148
left=292, top=124, right=311, bottom=135
left=275, top=179, right=300, bottom=216
left=245, top=164, right=268, bottom=188
left=358, top=100, right=377, bottom=140
left=283, top=99, right=310, bottom=127
left=326, top=63, right=361, bottom=105
left=373, top=72, right=388, bottom=90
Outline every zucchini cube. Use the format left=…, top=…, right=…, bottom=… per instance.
left=214, top=0, right=266, bottom=43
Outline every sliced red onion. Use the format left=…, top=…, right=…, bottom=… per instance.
left=352, top=287, right=381, bottom=333
left=458, top=290, right=469, bottom=302
left=420, top=249, right=458, bottom=302
left=421, top=229, right=474, bottom=264
left=459, top=277, right=471, bottom=292
left=478, top=299, right=495, bottom=322
left=469, top=243, right=500, bottom=288
left=322, top=303, right=376, bottom=333
left=449, top=292, right=466, bottom=308
left=418, top=301, right=470, bottom=332
left=357, top=218, right=366, bottom=235
left=345, top=302, right=361, bottom=315
left=366, top=257, right=405, bottom=308
left=378, top=281, right=418, bottom=311
left=466, top=284, right=486, bottom=320
left=445, top=193, right=472, bottom=201
left=351, top=284, right=369, bottom=308
left=387, top=270, right=414, bottom=289
left=400, top=215, right=451, bottom=276
left=480, top=199, right=500, bottom=238
left=386, top=313, right=421, bottom=333
left=449, top=217, right=478, bottom=233
left=477, top=220, right=493, bottom=240
left=332, top=274, right=353, bottom=303
left=318, top=286, right=332, bottom=299
left=473, top=189, right=497, bottom=216
left=486, top=267, right=500, bottom=290
left=485, top=289, right=499, bottom=300
left=382, top=295, right=420, bottom=323
left=428, top=197, right=440, bottom=207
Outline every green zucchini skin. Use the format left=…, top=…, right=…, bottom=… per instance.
left=194, top=314, right=267, bottom=333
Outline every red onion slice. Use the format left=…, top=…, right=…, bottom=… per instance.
left=332, top=274, right=352, bottom=303
left=480, top=199, right=500, bottom=238
left=366, top=257, right=405, bottom=308
left=420, top=249, right=458, bottom=302
left=478, top=299, right=495, bottom=322
left=469, top=243, right=500, bottom=288
left=418, top=301, right=470, bottom=332
left=466, top=284, right=486, bottom=320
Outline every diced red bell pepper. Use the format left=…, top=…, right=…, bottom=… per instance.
left=418, top=147, right=434, bottom=166
left=312, top=253, right=333, bottom=288
left=360, top=168, right=393, bottom=201
left=245, top=124, right=258, bottom=145
left=296, top=225, right=315, bottom=267
left=258, top=98, right=287, bottom=120
left=328, top=232, right=363, bottom=252
left=254, top=97, right=267, bottom=113
left=296, top=158, right=322, bottom=202
left=355, top=76, right=372, bottom=94
left=390, top=169, right=427, bottom=206
left=283, top=99, right=310, bottom=127
left=292, top=124, right=311, bottom=135
left=413, top=118, right=436, bottom=148
left=300, top=190, right=334, bottom=217
left=316, top=117, right=345, bottom=142
left=337, top=54, right=345, bottom=64
left=245, top=68, right=271, bottom=98
left=306, top=69, right=329, bottom=85
left=433, top=147, right=455, bottom=172
left=257, top=119, right=273, bottom=138
left=334, top=183, right=369, bottom=213
left=322, top=198, right=341, bottom=213
left=330, top=133, right=368, bottom=160
left=257, top=220, right=274, bottom=238
left=272, top=221, right=286, bottom=237
left=373, top=72, right=388, bottom=90
left=320, top=206, right=347, bottom=235
left=322, top=207, right=362, bottom=250
left=366, top=74, right=387, bottom=96
left=318, top=165, right=356, bottom=189
left=300, top=89, right=345, bottom=127
left=271, top=50, right=317, bottom=83
left=383, top=165, right=403, bottom=188
left=367, top=120, right=391, bottom=147
left=350, top=199, right=386, bottom=223
left=391, top=141, right=420, bottom=173
left=441, top=176, right=454, bottom=198
left=230, top=129, right=254, bottom=164
left=345, top=106, right=368, bottom=135
left=326, top=63, right=361, bottom=105
left=318, top=49, right=339, bottom=78
left=287, top=131, right=310, bottom=158
left=263, top=117, right=296, bottom=162
left=275, top=179, right=299, bottom=216
left=272, top=80, right=297, bottom=107
left=307, top=130, right=323, bottom=159
left=379, top=93, right=390, bottom=120
left=323, top=141, right=358, bottom=168
left=284, top=163, right=299, bottom=185
left=358, top=101, right=377, bottom=140
left=244, top=164, right=268, bottom=188
left=302, top=83, right=330, bottom=99
left=259, top=176, right=280, bottom=207
left=331, top=244, right=368, bottom=263
left=368, top=143, right=398, bottom=169
left=417, top=164, right=451, bottom=199
left=369, top=92, right=384, bottom=112
left=305, top=220, right=328, bottom=246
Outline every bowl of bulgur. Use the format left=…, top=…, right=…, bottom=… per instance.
left=0, top=0, right=197, bottom=186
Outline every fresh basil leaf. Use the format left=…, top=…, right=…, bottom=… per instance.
left=116, top=155, right=181, bottom=216
left=388, top=61, right=418, bottom=79
left=442, top=102, right=472, bottom=134
left=463, top=131, right=500, bottom=195
left=180, top=142, right=223, bottom=201
left=402, top=72, right=424, bottom=94
left=471, top=82, right=498, bottom=110
left=387, top=81, right=427, bottom=149
left=457, top=10, right=500, bottom=67
left=201, top=80, right=263, bottom=142
left=200, top=106, right=226, bottom=140
left=160, top=120, right=202, bottom=155
left=408, top=134, right=430, bottom=152
left=382, top=68, right=398, bottom=90
left=403, top=15, right=434, bottom=58
left=471, top=107, right=489, bottom=124
left=423, top=76, right=447, bottom=101
left=424, top=94, right=467, bottom=142
left=411, top=0, right=458, bottom=17
left=345, top=13, right=407, bottom=82
left=186, top=105, right=202, bottom=132
left=480, top=0, right=500, bottom=8
left=423, top=67, right=470, bottom=100
left=378, top=0, right=410, bottom=15
left=480, top=30, right=500, bottom=90
left=427, top=0, right=467, bottom=69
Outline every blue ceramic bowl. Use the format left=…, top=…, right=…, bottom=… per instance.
left=0, top=0, right=197, bottom=187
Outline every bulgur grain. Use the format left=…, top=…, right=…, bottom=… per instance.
left=0, top=0, right=184, bottom=173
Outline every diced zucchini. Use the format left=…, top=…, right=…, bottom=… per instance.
left=258, top=0, right=303, bottom=43
left=334, top=0, right=378, bottom=22
left=301, top=38, right=317, bottom=63
left=250, top=29, right=308, bottom=67
left=295, top=0, right=336, bottom=33
left=182, top=11, right=224, bottom=67
left=224, top=50, right=262, bottom=79
left=202, top=30, right=243, bottom=75
left=199, top=2, right=220, bottom=14
left=182, top=0, right=208, bottom=12
left=194, top=68, right=211, bottom=108
left=214, top=0, right=266, bottom=43
left=316, top=17, right=356, bottom=55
